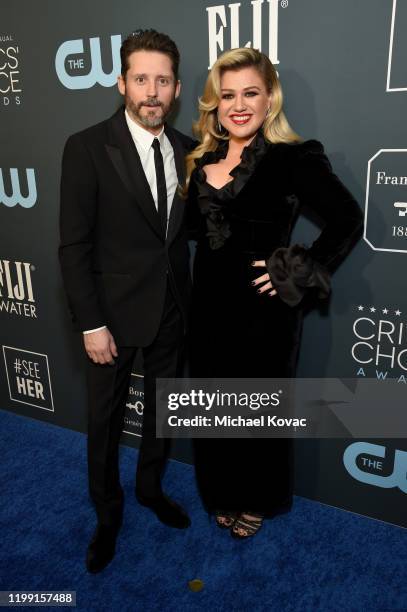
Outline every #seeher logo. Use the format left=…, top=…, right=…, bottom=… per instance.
left=2, top=346, right=54, bottom=412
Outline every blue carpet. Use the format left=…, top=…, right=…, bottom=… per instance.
left=0, top=408, right=406, bottom=612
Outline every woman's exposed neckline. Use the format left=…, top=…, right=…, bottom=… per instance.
left=204, top=176, right=235, bottom=191
left=201, top=131, right=262, bottom=190
left=202, top=160, right=238, bottom=191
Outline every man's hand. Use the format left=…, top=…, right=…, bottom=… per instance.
left=83, top=328, right=118, bottom=365
left=251, top=260, right=278, bottom=297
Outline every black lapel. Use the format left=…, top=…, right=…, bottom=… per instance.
left=165, top=124, right=187, bottom=245
left=106, top=106, right=164, bottom=241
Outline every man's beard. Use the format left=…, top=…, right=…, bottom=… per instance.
left=126, top=95, right=175, bottom=128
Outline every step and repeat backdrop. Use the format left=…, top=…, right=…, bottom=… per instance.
left=1, top=0, right=406, bottom=528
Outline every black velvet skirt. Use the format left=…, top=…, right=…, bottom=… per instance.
left=188, top=242, right=303, bottom=518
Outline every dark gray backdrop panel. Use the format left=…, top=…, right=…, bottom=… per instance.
left=1, top=0, right=405, bottom=527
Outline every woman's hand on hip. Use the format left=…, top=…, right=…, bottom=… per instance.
left=251, top=260, right=278, bottom=297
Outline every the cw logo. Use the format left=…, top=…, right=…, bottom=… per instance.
left=343, top=442, right=407, bottom=493
left=0, top=168, right=37, bottom=208
left=55, top=35, right=121, bottom=90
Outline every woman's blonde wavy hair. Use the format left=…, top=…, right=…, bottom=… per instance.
left=183, top=47, right=302, bottom=195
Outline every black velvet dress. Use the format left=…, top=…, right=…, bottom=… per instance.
left=186, top=130, right=363, bottom=518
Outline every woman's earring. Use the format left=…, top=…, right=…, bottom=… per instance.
left=217, top=114, right=223, bottom=133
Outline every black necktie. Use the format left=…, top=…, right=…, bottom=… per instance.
left=152, top=137, right=168, bottom=235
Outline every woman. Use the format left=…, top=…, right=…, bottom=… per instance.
left=185, top=48, right=363, bottom=538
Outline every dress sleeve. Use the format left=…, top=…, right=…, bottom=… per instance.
left=265, top=140, right=363, bottom=307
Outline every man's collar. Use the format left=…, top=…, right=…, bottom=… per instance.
left=124, top=108, right=165, bottom=152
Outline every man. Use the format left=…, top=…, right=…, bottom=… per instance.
left=59, top=29, right=196, bottom=573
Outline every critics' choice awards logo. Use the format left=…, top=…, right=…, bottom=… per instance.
left=0, top=260, right=37, bottom=318
left=351, top=304, right=407, bottom=383
left=364, top=150, right=407, bottom=253
left=207, top=0, right=284, bottom=68
left=55, top=34, right=121, bottom=90
left=0, top=34, right=22, bottom=107
left=2, top=346, right=54, bottom=412
left=386, top=0, right=407, bottom=92
left=0, top=168, right=37, bottom=208
left=344, top=442, right=406, bottom=494
left=123, top=373, right=144, bottom=437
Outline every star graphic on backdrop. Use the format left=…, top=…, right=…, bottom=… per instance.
left=357, top=305, right=364, bottom=311
left=369, top=306, right=376, bottom=312
left=395, top=309, right=402, bottom=316
left=382, top=308, right=388, bottom=314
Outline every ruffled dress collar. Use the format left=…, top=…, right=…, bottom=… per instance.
left=193, top=129, right=270, bottom=202
left=191, top=130, right=271, bottom=250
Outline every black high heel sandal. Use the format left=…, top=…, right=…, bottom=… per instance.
left=214, top=509, right=238, bottom=529
left=230, top=511, right=264, bottom=539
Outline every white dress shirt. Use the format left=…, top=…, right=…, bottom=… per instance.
left=83, top=109, right=179, bottom=335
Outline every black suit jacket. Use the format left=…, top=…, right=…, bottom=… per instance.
left=59, top=106, right=196, bottom=346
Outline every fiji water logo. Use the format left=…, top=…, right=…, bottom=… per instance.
left=0, top=259, right=36, bottom=319
left=55, top=34, right=122, bottom=90
left=344, top=442, right=407, bottom=493
left=206, top=0, right=284, bottom=68
left=0, top=260, right=35, bottom=303
left=0, top=168, right=37, bottom=208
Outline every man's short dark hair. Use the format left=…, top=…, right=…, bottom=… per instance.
left=120, top=29, right=180, bottom=80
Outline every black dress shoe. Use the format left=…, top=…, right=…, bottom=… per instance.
left=86, top=523, right=121, bottom=573
left=136, top=493, right=191, bottom=529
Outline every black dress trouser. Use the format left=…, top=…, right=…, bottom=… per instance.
left=85, top=282, right=184, bottom=526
